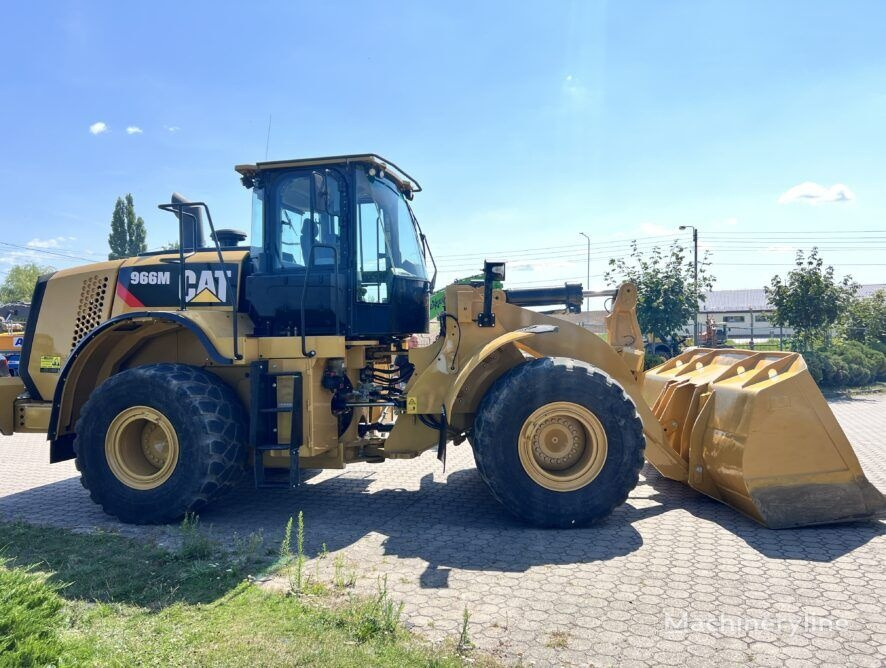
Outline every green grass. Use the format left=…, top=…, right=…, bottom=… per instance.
left=0, top=521, right=484, bottom=667
left=0, top=561, right=91, bottom=667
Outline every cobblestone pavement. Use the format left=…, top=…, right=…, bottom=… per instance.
left=2, top=395, right=885, bottom=666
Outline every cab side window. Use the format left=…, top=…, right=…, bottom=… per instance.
left=273, top=171, right=342, bottom=270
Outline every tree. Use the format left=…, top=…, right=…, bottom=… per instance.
left=841, top=289, right=885, bottom=346
left=108, top=194, right=147, bottom=260
left=0, top=262, right=55, bottom=303
left=606, top=240, right=714, bottom=344
left=764, top=248, right=858, bottom=351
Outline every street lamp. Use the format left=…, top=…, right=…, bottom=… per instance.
left=679, top=225, right=699, bottom=346
left=579, top=232, right=590, bottom=312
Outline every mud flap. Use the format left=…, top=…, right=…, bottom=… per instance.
left=644, top=348, right=886, bottom=528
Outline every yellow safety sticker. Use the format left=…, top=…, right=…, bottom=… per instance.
left=39, top=355, right=62, bottom=373
left=406, top=396, right=418, bottom=414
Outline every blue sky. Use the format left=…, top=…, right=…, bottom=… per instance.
left=1, top=1, right=884, bottom=294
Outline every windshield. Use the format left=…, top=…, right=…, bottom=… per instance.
left=355, top=168, right=427, bottom=302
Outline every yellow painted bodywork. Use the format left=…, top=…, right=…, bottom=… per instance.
left=26, top=261, right=120, bottom=401
left=0, top=377, right=24, bottom=435
left=15, top=400, right=52, bottom=433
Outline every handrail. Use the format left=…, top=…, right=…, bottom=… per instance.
left=298, top=243, right=339, bottom=358
left=158, top=201, right=242, bottom=362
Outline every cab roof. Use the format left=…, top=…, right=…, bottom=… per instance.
left=234, top=154, right=421, bottom=193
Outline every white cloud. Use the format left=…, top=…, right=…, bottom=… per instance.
left=26, top=236, right=76, bottom=249
left=778, top=182, right=854, bottom=205
left=164, top=125, right=180, bottom=133
left=723, top=217, right=738, bottom=226
left=0, top=250, right=48, bottom=265
left=126, top=126, right=143, bottom=135
left=89, top=121, right=108, bottom=135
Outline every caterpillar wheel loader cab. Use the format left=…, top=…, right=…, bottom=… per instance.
left=0, top=154, right=883, bottom=529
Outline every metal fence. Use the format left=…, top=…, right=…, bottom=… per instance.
left=716, top=322, right=788, bottom=350
left=687, top=310, right=792, bottom=351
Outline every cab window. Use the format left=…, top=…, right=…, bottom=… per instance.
left=271, top=170, right=342, bottom=270
left=355, top=168, right=427, bottom=303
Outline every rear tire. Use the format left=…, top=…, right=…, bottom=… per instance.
left=472, top=357, right=645, bottom=528
left=74, top=364, right=247, bottom=524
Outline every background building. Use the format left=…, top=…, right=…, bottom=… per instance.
left=551, top=284, right=885, bottom=343
left=689, top=284, right=884, bottom=340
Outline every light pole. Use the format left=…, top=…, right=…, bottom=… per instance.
left=679, top=225, right=699, bottom=345
left=579, top=232, right=590, bottom=312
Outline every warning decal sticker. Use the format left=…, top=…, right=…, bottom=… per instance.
left=39, top=355, right=62, bottom=373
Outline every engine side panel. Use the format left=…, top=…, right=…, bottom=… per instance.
left=23, top=261, right=121, bottom=401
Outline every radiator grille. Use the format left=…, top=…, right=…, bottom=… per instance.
left=72, top=275, right=110, bottom=350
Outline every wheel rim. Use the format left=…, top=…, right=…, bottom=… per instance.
left=105, top=406, right=179, bottom=490
left=517, top=401, right=608, bottom=492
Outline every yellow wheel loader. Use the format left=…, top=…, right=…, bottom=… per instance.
left=0, top=154, right=883, bottom=528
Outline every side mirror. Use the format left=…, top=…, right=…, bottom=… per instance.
left=311, top=171, right=340, bottom=217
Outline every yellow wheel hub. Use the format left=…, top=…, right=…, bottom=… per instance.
left=518, top=402, right=608, bottom=492
left=105, top=406, right=179, bottom=490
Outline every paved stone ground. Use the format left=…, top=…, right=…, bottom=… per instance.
left=2, top=395, right=885, bottom=666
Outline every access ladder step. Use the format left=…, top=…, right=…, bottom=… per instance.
left=249, top=360, right=303, bottom=490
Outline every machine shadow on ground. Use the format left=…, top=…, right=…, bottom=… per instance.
left=3, top=450, right=883, bottom=591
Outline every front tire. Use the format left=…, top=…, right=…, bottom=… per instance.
left=74, top=364, right=247, bottom=524
left=472, top=357, right=645, bottom=528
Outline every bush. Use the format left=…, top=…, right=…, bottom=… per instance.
left=822, top=353, right=849, bottom=387
left=803, top=340, right=886, bottom=388
left=833, top=341, right=885, bottom=383
left=803, top=351, right=824, bottom=385
left=846, top=363, right=872, bottom=386
left=644, top=353, right=666, bottom=371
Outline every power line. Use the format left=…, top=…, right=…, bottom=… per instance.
left=503, top=274, right=606, bottom=287
left=434, top=240, right=688, bottom=269
left=437, top=242, right=886, bottom=265
left=434, top=236, right=886, bottom=269
left=433, top=234, right=683, bottom=260
left=703, top=229, right=886, bottom=235
left=715, top=262, right=886, bottom=267
left=435, top=240, right=886, bottom=269
left=436, top=249, right=885, bottom=275
left=0, top=241, right=94, bottom=263
left=433, top=230, right=886, bottom=259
